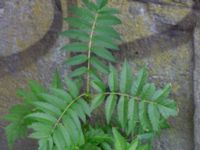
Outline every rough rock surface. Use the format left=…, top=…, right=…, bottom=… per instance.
left=194, top=17, right=200, bottom=150
left=0, top=0, right=198, bottom=149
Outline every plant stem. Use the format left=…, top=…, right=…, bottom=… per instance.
left=51, top=93, right=86, bottom=134
left=102, top=92, right=157, bottom=105
left=86, top=13, right=99, bottom=94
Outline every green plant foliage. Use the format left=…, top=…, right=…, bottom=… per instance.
left=112, top=128, right=151, bottom=150
left=4, top=81, right=46, bottom=149
left=4, top=0, right=178, bottom=150
left=61, top=0, right=121, bottom=89
left=93, top=62, right=177, bottom=136
left=79, top=127, right=112, bottom=150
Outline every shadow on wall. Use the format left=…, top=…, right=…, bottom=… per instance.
left=0, top=0, right=63, bottom=78
left=117, top=0, right=200, bottom=60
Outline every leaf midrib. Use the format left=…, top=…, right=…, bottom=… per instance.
left=86, top=12, right=99, bottom=94
left=50, top=93, right=86, bottom=135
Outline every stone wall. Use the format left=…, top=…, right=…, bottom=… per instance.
left=0, top=0, right=199, bottom=149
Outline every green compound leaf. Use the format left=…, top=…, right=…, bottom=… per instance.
left=108, top=65, right=118, bottom=92
left=148, top=104, right=160, bottom=131
left=62, top=43, right=88, bottom=52
left=69, top=67, right=88, bottom=78
left=91, top=94, right=105, bottom=111
left=127, top=98, right=139, bottom=135
left=92, top=46, right=116, bottom=62
left=65, top=55, right=88, bottom=66
left=105, top=94, right=117, bottom=124
left=131, top=67, right=148, bottom=96
left=112, top=128, right=127, bottom=150
left=120, top=60, right=132, bottom=93
left=117, top=96, right=128, bottom=129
